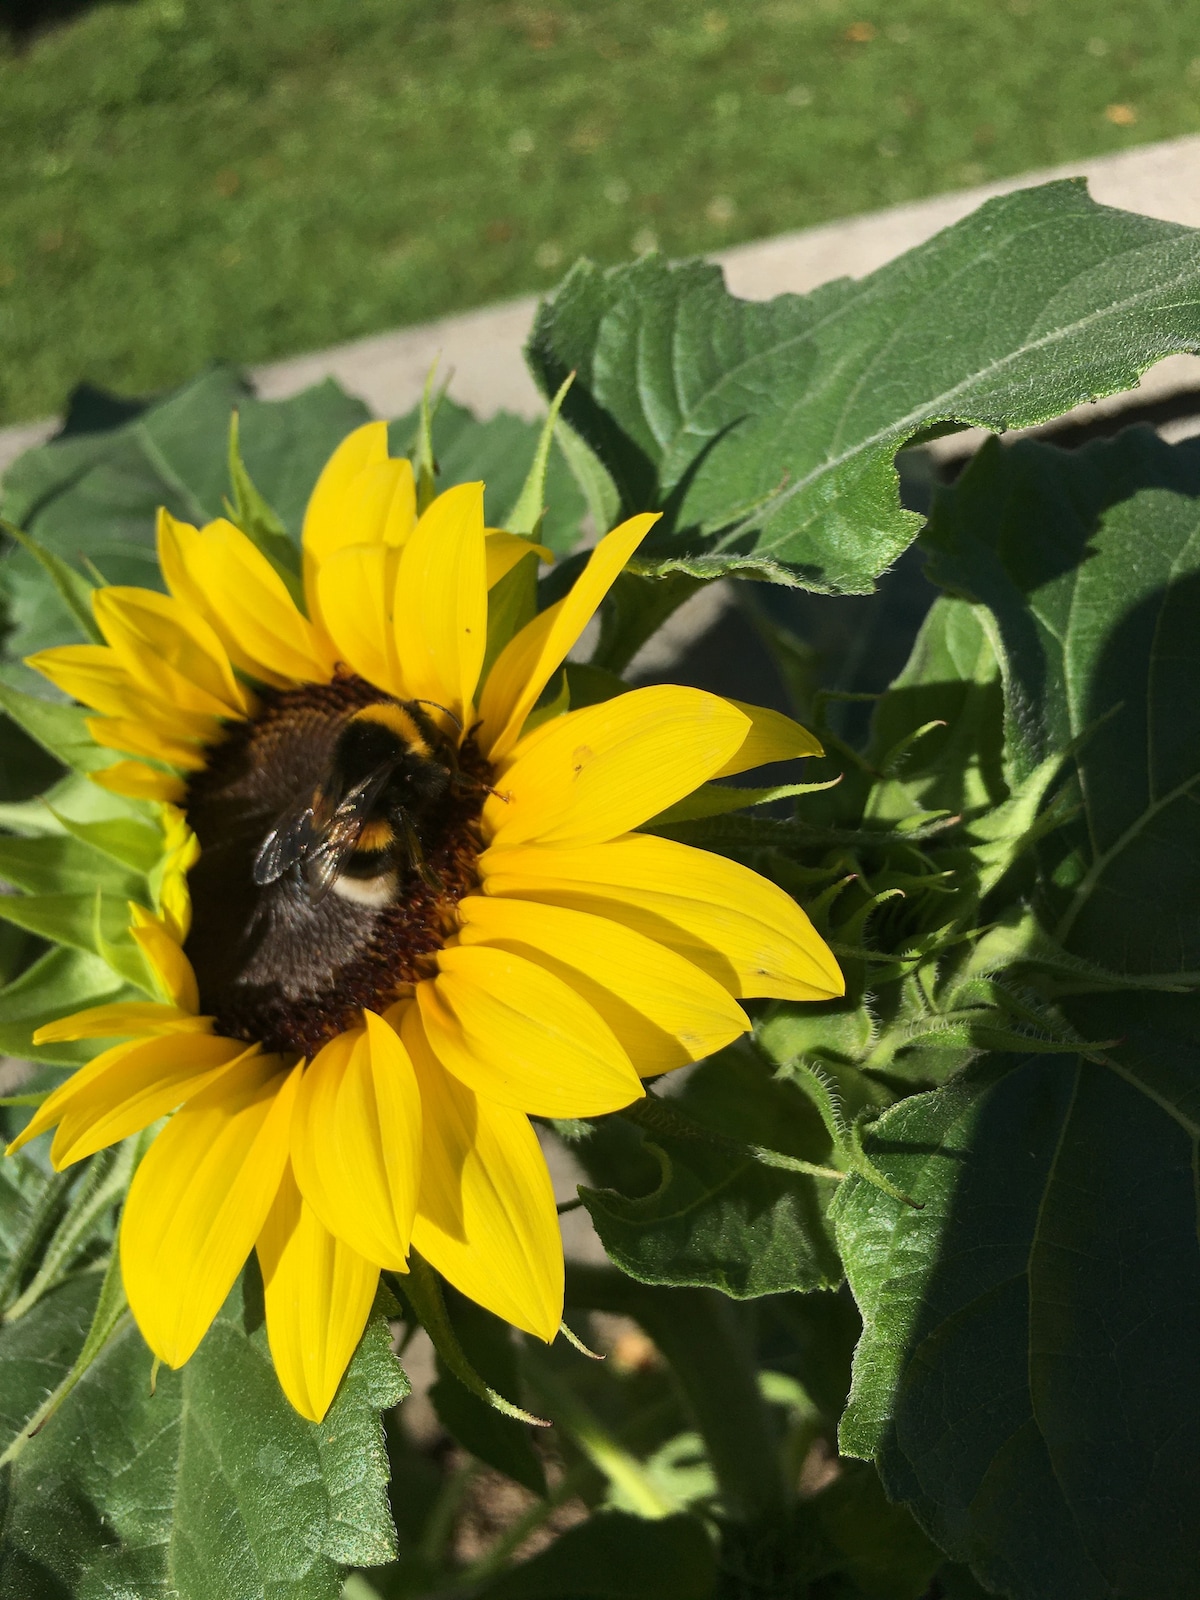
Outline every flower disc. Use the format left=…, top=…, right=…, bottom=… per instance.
left=184, top=672, right=489, bottom=1056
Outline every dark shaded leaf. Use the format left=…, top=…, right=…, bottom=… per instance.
left=833, top=1053, right=1200, bottom=1600
left=473, top=1510, right=715, bottom=1600
left=924, top=428, right=1200, bottom=981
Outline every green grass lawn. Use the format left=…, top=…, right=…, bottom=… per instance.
left=2, top=0, right=1199, bottom=425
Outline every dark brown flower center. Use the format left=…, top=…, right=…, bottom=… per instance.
left=183, top=674, right=489, bottom=1057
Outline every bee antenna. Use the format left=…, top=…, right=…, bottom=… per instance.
left=412, top=698, right=462, bottom=732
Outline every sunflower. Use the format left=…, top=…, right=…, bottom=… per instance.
left=7, top=422, right=843, bottom=1422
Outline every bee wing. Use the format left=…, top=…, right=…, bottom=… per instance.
left=301, top=817, right=365, bottom=904
left=300, top=763, right=397, bottom=905
left=252, top=793, right=320, bottom=886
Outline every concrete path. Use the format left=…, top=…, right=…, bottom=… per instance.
left=3, top=133, right=1200, bottom=479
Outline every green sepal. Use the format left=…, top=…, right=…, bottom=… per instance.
left=0, top=831, right=148, bottom=899
left=429, top=1283, right=548, bottom=1495
left=46, top=808, right=165, bottom=875
left=647, top=776, right=840, bottom=827
left=481, top=549, right=540, bottom=683
left=402, top=1253, right=549, bottom=1427
left=0, top=945, right=136, bottom=1066
left=502, top=372, right=574, bottom=538
left=0, top=681, right=115, bottom=774
left=223, top=411, right=305, bottom=606
left=3, top=1141, right=137, bottom=1326
left=552, top=418, right=620, bottom=538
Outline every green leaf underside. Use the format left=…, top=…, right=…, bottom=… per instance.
left=833, top=1052, right=1200, bottom=1600
left=0, top=1272, right=408, bottom=1599
left=528, top=181, right=1200, bottom=593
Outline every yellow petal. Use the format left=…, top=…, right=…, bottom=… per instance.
left=33, top=1002, right=209, bottom=1043
left=121, top=1057, right=299, bottom=1369
left=417, top=944, right=643, bottom=1117
left=257, top=1162, right=379, bottom=1422
left=392, top=482, right=488, bottom=722
left=92, top=586, right=250, bottom=718
left=90, top=763, right=187, bottom=804
left=162, top=516, right=333, bottom=688
left=346, top=458, right=419, bottom=548
left=484, top=530, right=553, bottom=589
left=130, top=907, right=200, bottom=1011
left=315, top=543, right=404, bottom=695
left=712, top=700, right=824, bottom=778
left=483, top=686, right=749, bottom=848
left=456, top=895, right=748, bottom=1077
left=290, top=1012, right=422, bottom=1271
left=402, top=1005, right=562, bottom=1341
left=86, top=716, right=209, bottom=770
left=302, top=421, right=391, bottom=567
left=480, top=833, right=845, bottom=1002
left=7, top=1031, right=248, bottom=1163
left=477, top=512, right=658, bottom=760
left=26, top=645, right=219, bottom=740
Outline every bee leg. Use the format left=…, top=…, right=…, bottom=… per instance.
left=399, top=812, right=445, bottom=894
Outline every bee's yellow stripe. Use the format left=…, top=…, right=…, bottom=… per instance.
left=357, top=818, right=395, bottom=852
left=350, top=701, right=429, bottom=756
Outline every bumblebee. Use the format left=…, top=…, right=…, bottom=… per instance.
left=252, top=700, right=457, bottom=907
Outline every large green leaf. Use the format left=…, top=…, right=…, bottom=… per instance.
left=0, top=368, right=370, bottom=661
left=832, top=1052, right=1200, bottom=1600
left=924, top=428, right=1200, bottom=981
left=577, top=1046, right=841, bottom=1298
left=0, top=1271, right=408, bottom=1599
left=528, top=182, right=1200, bottom=593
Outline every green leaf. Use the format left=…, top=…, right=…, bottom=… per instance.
left=389, top=397, right=587, bottom=556
left=0, top=1276, right=101, bottom=1460
left=0, top=368, right=370, bottom=661
left=924, top=428, right=1200, bottom=980
left=833, top=1051, right=1200, bottom=1600
left=472, top=1511, right=716, bottom=1600
left=0, top=522, right=101, bottom=646
left=578, top=1045, right=842, bottom=1297
left=0, top=889, right=145, bottom=966
left=528, top=183, right=1200, bottom=592
left=863, top=596, right=1005, bottom=822
left=0, top=1271, right=408, bottom=1598
left=429, top=1285, right=547, bottom=1495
